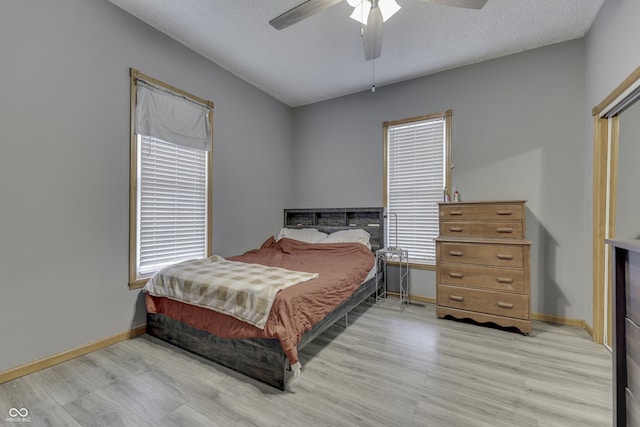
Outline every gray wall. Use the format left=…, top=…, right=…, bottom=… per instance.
left=585, top=0, right=640, bottom=111
left=0, top=0, right=293, bottom=372
left=292, top=39, right=589, bottom=321
left=616, top=100, right=640, bottom=240
left=586, top=0, right=640, bottom=237
left=583, top=0, right=640, bottom=328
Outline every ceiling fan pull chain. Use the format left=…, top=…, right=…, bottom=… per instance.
left=372, top=58, right=376, bottom=92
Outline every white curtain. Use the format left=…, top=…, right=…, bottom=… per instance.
left=135, top=81, right=211, bottom=151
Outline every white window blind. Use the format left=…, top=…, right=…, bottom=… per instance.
left=386, top=116, right=447, bottom=265
left=136, top=135, right=208, bottom=278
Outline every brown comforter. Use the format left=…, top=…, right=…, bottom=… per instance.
left=145, top=236, right=375, bottom=364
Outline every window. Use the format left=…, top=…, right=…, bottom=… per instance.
left=129, top=69, right=213, bottom=288
left=383, top=110, right=452, bottom=268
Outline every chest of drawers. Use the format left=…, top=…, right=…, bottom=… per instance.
left=436, top=200, right=532, bottom=334
left=607, top=239, right=640, bottom=426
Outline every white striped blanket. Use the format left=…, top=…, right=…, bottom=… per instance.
left=144, top=256, right=319, bottom=329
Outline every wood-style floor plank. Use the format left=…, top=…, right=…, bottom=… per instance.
left=0, top=302, right=612, bottom=426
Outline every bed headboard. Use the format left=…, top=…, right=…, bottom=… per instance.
left=283, top=207, right=385, bottom=252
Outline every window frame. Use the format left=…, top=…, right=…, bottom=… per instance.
left=128, top=69, right=213, bottom=289
left=383, top=109, right=452, bottom=270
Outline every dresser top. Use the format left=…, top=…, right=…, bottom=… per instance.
left=605, top=239, right=640, bottom=253
left=439, top=200, right=527, bottom=205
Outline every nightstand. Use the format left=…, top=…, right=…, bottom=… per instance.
left=375, top=248, right=409, bottom=309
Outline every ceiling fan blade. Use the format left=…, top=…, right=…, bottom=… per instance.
left=362, top=7, right=383, bottom=60
left=270, top=0, right=343, bottom=30
left=430, top=0, right=488, bottom=9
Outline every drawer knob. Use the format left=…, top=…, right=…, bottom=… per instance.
left=448, top=210, right=463, bottom=216
left=497, top=301, right=514, bottom=309
left=496, top=227, right=513, bottom=233
left=449, top=227, right=463, bottom=232
left=449, top=295, right=464, bottom=302
left=449, top=251, right=464, bottom=257
left=496, top=277, right=514, bottom=284
left=496, top=210, right=513, bottom=215
left=497, top=254, right=514, bottom=260
left=449, top=272, right=464, bottom=279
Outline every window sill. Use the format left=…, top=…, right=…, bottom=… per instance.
left=128, top=279, right=147, bottom=290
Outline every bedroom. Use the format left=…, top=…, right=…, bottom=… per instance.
left=0, top=0, right=638, bottom=425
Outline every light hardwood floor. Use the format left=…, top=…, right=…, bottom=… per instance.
left=0, top=302, right=612, bottom=426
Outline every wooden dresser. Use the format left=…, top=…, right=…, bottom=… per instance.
left=436, top=200, right=532, bottom=334
left=607, top=239, right=640, bottom=426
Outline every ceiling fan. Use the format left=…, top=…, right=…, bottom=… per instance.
left=270, top=0, right=488, bottom=61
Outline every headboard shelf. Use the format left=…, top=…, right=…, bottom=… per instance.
left=284, top=207, right=385, bottom=252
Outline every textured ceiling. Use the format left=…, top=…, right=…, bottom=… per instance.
left=108, top=0, right=605, bottom=107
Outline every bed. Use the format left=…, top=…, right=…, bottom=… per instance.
left=145, top=207, right=385, bottom=390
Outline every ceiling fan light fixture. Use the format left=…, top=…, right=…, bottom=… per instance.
left=349, top=0, right=400, bottom=25
left=349, top=1, right=371, bottom=25
left=378, top=0, right=401, bottom=22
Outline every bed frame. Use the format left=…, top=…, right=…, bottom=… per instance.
left=146, top=207, right=385, bottom=390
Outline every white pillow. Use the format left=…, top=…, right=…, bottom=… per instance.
left=318, top=229, right=371, bottom=249
left=277, top=227, right=328, bottom=243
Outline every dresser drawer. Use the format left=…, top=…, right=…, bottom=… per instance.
left=439, top=242, right=524, bottom=267
left=437, top=285, right=529, bottom=320
left=440, top=263, right=524, bottom=292
left=627, top=387, right=640, bottom=427
left=440, top=221, right=525, bottom=239
left=627, top=317, right=640, bottom=400
left=440, top=203, right=524, bottom=221
left=627, top=251, right=640, bottom=326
